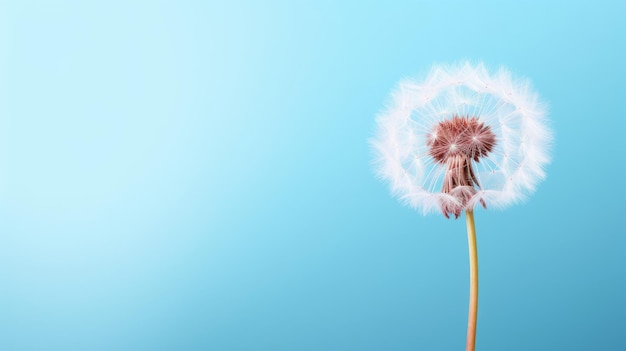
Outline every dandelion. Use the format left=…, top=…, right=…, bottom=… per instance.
left=371, top=61, right=552, bottom=351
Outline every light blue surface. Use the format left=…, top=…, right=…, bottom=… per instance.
left=0, top=1, right=624, bottom=350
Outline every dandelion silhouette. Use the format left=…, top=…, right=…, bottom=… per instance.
left=371, top=61, right=551, bottom=351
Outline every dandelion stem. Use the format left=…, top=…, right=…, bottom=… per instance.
left=465, top=210, right=478, bottom=351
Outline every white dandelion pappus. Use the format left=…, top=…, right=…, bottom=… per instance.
left=371, top=61, right=552, bottom=218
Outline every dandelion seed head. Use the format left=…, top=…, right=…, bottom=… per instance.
left=371, top=61, right=552, bottom=218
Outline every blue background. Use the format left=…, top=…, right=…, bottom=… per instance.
left=0, top=1, right=624, bottom=350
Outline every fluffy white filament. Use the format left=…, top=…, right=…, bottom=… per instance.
left=371, top=61, right=552, bottom=215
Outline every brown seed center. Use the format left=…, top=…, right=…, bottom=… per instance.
left=426, top=115, right=496, bottom=218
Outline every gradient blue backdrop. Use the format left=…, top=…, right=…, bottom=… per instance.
left=0, top=1, right=624, bottom=350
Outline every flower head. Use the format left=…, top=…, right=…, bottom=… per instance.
left=371, top=61, right=552, bottom=218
